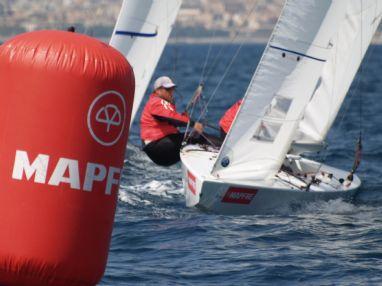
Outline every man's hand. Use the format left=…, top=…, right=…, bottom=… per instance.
left=194, top=122, right=204, bottom=134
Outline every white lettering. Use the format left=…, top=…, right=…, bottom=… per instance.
left=83, top=163, right=107, bottom=192
left=12, top=150, right=121, bottom=194
left=105, top=167, right=120, bottom=195
left=12, top=150, right=49, bottom=184
left=229, top=192, right=254, bottom=200
left=48, top=158, right=80, bottom=189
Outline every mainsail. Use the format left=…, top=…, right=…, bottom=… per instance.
left=296, top=0, right=382, bottom=145
left=110, top=0, right=182, bottom=125
left=213, top=0, right=353, bottom=181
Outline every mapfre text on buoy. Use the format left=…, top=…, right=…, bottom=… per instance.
left=12, top=150, right=121, bottom=195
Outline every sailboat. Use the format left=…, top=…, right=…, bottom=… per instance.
left=181, top=0, right=382, bottom=215
left=110, top=0, right=182, bottom=125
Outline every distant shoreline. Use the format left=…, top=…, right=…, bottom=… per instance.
left=0, top=35, right=270, bottom=45
left=2, top=35, right=382, bottom=45
left=168, top=36, right=269, bottom=44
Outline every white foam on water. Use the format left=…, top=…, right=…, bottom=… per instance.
left=118, top=179, right=183, bottom=206
left=118, top=188, right=152, bottom=206
left=299, top=198, right=370, bottom=215
left=140, top=180, right=183, bottom=198
left=118, top=143, right=185, bottom=206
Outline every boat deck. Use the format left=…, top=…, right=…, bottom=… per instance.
left=181, top=144, right=361, bottom=192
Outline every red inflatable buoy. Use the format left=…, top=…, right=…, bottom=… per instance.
left=0, top=31, right=134, bottom=285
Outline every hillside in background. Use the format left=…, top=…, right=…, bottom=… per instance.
left=0, top=0, right=283, bottom=42
left=0, top=1, right=381, bottom=43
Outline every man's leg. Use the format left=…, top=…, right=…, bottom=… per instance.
left=143, top=133, right=184, bottom=166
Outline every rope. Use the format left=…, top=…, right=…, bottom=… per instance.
left=182, top=85, right=203, bottom=144
left=171, top=6, right=179, bottom=79
left=201, top=0, right=260, bottom=86
left=196, top=43, right=245, bottom=124
left=174, top=89, right=186, bottom=108
left=199, top=133, right=219, bottom=149
left=315, top=0, right=372, bottom=176
left=199, top=29, right=217, bottom=85
left=182, top=0, right=259, bottom=145
left=360, top=0, right=364, bottom=137
left=203, top=122, right=221, bottom=132
left=172, top=38, right=179, bottom=78
left=329, top=28, right=379, bottom=138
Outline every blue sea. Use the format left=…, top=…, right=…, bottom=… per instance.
left=101, top=44, right=382, bottom=285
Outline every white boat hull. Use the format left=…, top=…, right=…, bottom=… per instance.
left=181, top=145, right=360, bottom=215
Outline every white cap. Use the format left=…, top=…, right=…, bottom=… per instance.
left=154, top=76, right=176, bottom=90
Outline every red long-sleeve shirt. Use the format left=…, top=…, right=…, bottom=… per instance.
left=141, top=93, right=190, bottom=141
left=219, top=99, right=243, bottom=134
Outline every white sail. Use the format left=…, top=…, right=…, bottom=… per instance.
left=295, top=0, right=382, bottom=146
left=213, top=0, right=350, bottom=181
left=110, top=0, right=182, bottom=125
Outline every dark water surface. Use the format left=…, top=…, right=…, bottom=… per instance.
left=101, top=44, right=382, bottom=285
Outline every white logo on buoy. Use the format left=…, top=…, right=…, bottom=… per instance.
left=95, top=104, right=122, bottom=132
left=87, top=91, right=126, bottom=146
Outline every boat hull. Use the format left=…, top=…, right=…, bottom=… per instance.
left=183, top=176, right=358, bottom=215
left=181, top=146, right=361, bottom=215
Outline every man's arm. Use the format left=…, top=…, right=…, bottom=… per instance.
left=152, top=114, right=193, bottom=127
left=150, top=99, right=191, bottom=127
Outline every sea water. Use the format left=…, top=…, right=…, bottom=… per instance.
left=101, top=44, right=382, bottom=285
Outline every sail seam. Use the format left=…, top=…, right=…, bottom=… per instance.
left=115, top=30, right=158, bottom=38
left=269, top=45, right=326, bottom=62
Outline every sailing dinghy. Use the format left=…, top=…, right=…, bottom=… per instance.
left=110, top=0, right=182, bottom=125
left=181, top=0, right=382, bottom=215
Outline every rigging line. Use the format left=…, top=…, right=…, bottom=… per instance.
left=317, top=31, right=340, bottom=167
left=328, top=32, right=378, bottom=139
left=185, top=0, right=259, bottom=136
left=197, top=95, right=206, bottom=119
left=199, top=133, right=219, bottom=149
left=182, top=84, right=204, bottom=143
left=275, top=174, right=305, bottom=190
left=200, top=30, right=263, bottom=127
left=201, top=0, right=259, bottom=85
left=202, top=122, right=221, bottom=132
left=196, top=41, right=246, bottom=125
left=360, top=0, right=364, bottom=136
left=182, top=88, right=201, bottom=143
left=317, top=0, right=373, bottom=170
left=280, top=166, right=310, bottom=186
left=174, top=87, right=186, bottom=107
left=183, top=96, right=211, bottom=145
left=171, top=6, right=179, bottom=79
left=200, top=29, right=217, bottom=85
left=315, top=67, right=362, bottom=171
left=172, top=39, right=179, bottom=79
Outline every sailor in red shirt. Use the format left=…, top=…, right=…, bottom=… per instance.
left=219, top=99, right=243, bottom=139
left=141, top=76, right=203, bottom=166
